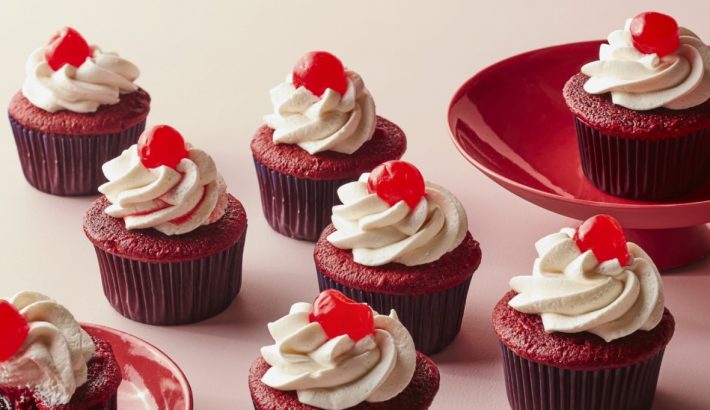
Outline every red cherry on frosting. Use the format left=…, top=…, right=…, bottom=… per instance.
left=44, top=27, right=93, bottom=71
left=368, top=160, right=426, bottom=208
left=309, top=290, right=374, bottom=341
left=292, top=51, right=349, bottom=97
left=574, top=214, right=632, bottom=266
left=630, top=12, right=679, bottom=57
left=137, top=125, right=189, bottom=169
left=0, top=300, right=30, bottom=362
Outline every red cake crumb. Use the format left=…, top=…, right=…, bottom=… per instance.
left=563, top=73, right=710, bottom=139
left=492, top=291, right=675, bottom=370
left=250, top=116, right=407, bottom=180
left=83, top=195, right=247, bottom=263
left=248, top=352, right=439, bottom=410
left=314, top=225, right=481, bottom=295
left=8, top=89, right=150, bottom=136
left=0, top=329, right=121, bottom=410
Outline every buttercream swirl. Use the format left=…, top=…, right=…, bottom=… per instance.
left=582, top=19, right=710, bottom=110
left=508, top=228, right=664, bottom=342
left=22, top=45, right=139, bottom=113
left=327, top=173, right=468, bottom=266
left=98, top=144, right=228, bottom=235
left=263, top=70, right=376, bottom=154
left=261, top=302, right=416, bottom=410
left=0, top=292, right=95, bottom=406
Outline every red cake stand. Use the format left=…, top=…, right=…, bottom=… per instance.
left=447, top=40, right=710, bottom=271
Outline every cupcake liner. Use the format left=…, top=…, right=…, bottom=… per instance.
left=103, top=394, right=118, bottom=410
left=253, top=157, right=356, bottom=241
left=500, top=342, right=665, bottom=410
left=94, top=230, right=246, bottom=325
left=574, top=117, right=710, bottom=200
left=317, top=270, right=472, bottom=355
left=9, top=115, right=146, bottom=196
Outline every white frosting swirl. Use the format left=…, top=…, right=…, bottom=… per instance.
left=261, top=302, right=416, bottom=410
left=582, top=20, right=710, bottom=110
left=263, top=70, right=376, bottom=154
left=22, top=45, right=140, bottom=113
left=98, top=144, right=228, bottom=236
left=327, top=173, right=468, bottom=267
left=0, top=292, right=95, bottom=406
left=508, top=228, right=665, bottom=342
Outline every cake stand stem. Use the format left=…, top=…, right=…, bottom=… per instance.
left=623, top=225, right=710, bottom=272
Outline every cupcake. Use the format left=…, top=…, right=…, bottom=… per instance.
left=251, top=51, right=406, bottom=241
left=563, top=12, right=710, bottom=200
left=0, top=291, right=121, bottom=409
left=493, top=215, right=674, bottom=410
left=8, top=27, right=150, bottom=196
left=248, top=289, right=440, bottom=410
left=83, top=125, right=247, bottom=325
left=313, top=161, right=481, bottom=354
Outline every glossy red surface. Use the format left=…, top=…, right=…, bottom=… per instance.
left=309, top=290, right=375, bottom=341
left=447, top=40, right=710, bottom=270
left=574, top=214, right=631, bottom=266
left=293, top=51, right=348, bottom=96
left=137, top=125, right=188, bottom=169
left=0, top=300, right=28, bottom=362
left=44, top=27, right=92, bottom=71
left=83, top=324, right=193, bottom=410
left=368, top=160, right=425, bottom=208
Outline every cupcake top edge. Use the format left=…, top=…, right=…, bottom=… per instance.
left=98, top=124, right=229, bottom=236
left=508, top=214, right=665, bottom=342
left=263, top=51, right=377, bottom=155
left=260, top=289, right=417, bottom=410
left=0, top=291, right=96, bottom=406
left=581, top=12, right=710, bottom=111
left=22, top=26, right=140, bottom=114
left=327, top=160, right=469, bottom=267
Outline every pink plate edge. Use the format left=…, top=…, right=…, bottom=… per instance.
left=82, top=323, right=194, bottom=410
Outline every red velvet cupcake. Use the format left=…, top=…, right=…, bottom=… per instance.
left=252, top=51, right=406, bottom=241
left=83, top=125, right=247, bottom=325
left=8, top=27, right=150, bottom=196
left=0, top=292, right=122, bottom=410
left=248, top=290, right=440, bottom=410
left=563, top=13, right=710, bottom=200
left=313, top=161, right=481, bottom=355
left=493, top=215, right=675, bottom=410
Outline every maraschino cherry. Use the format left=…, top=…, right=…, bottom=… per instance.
left=368, top=160, right=426, bottom=208
left=574, top=214, right=632, bottom=266
left=630, top=12, right=679, bottom=57
left=137, top=125, right=189, bottom=169
left=44, top=27, right=93, bottom=71
left=0, top=300, right=30, bottom=362
left=292, top=51, right=348, bottom=97
left=309, top=290, right=374, bottom=341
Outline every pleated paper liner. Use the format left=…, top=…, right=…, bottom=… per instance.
left=574, top=117, right=710, bottom=201
left=253, top=158, right=356, bottom=241
left=317, top=270, right=472, bottom=355
left=9, top=115, right=146, bottom=196
left=500, top=342, right=665, bottom=410
left=95, top=230, right=246, bottom=326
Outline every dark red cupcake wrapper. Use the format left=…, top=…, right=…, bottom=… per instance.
left=103, top=394, right=118, bottom=410
left=499, top=342, right=665, bottom=410
left=94, top=229, right=246, bottom=325
left=574, top=117, right=710, bottom=200
left=253, top=157, right=356, bottom=242
left=9, top=115, right=146, bottom=196
left=317, top=269, right=472, bottom=355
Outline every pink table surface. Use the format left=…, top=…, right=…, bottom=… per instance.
left=1, top=2, right=708, bottom=409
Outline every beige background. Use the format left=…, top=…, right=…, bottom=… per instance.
left=1, top=1, right=709, bottom=409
